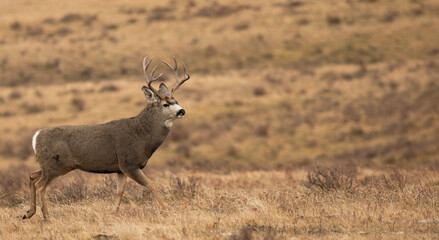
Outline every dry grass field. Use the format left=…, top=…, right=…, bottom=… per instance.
left=1, top=0, right=439, bottom=239
left=1, top=166, right=439, bottom=239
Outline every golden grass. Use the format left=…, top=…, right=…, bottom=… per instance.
left=0, top=167, right=438, bottom=239
left=1, top=60, right=439, bottom=169
left=1, top=0, right=439, bottom=238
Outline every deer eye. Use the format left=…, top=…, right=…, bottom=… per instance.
left=163, top=103, right=170, bottom=107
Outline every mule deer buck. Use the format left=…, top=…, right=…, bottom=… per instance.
left=23, top=57, right=190, bottom=220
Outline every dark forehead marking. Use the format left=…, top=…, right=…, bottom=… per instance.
left=164, top=98, right=178, bottom=105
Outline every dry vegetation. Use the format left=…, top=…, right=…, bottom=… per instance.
left=0, top=165, right=438, bottom=239
left=0, top=0, right=438, bottom=86
left=1, top=60, right=438, bottom=170
left=1, top=0, right=439, bottom=239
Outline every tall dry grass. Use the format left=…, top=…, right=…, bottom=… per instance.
left=0, top=165, right=438, bottom=239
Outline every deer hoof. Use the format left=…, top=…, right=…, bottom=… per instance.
left=22, top=215, right=27, bottom=219
left=111, top=209, right=119, bottom=214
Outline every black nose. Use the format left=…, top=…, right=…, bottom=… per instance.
left=177, top=109, right=185, bottom=116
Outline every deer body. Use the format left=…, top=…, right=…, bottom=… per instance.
left=23, top=57, right=190, bottom=220
left=34, top=105, right=169, bottom=175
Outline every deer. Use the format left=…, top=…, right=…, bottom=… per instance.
left=22, top=56, right=190, bottom=220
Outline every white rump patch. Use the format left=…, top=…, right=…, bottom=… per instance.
left=32, top=130, right=40, bottom=154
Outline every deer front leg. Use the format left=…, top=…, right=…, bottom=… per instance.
left=112, top=173, right=127, bottom=213
left=123, top=168, right=167, bottom=211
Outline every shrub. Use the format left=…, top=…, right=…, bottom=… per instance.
left=25, top=26, right=44, bottom=36
left=227, top=145, right=238, bottom=157
left=255, top=125, right=269, bottom=137
left=92, top=234, right=119, bottom=240
left=104, top=24, right=118, bottom=30
left=119, top=7, right=146, bottom=14
left=55, top=27, right=73, bottom=37
left=49, top=174, right=88, bottom=203
left=61, top=13, right=83, bottom=23
left=127, top=18, right=138, bottom=24
left=8, top=90, right=22, bottom=100
left=169, top=176, right=198, bottom=199
left=42, top=18, right=56, bottom=24
left=326, top=15, right=341, bottom=25
left=83, top=15, right=98, bottom=26
left=80, top=67, right=94, bottom=78
left=274, top=1, right=304, bottom=8
left=234, top=22, right=250, bottom=31
left=99, top=84, right=119, bottom=92
left=380, top=11, right=399, bottom=23
left=22, top=103, right=44, bottom=114
left=71, top=97, right=85, bottom=111
left=381, top=168, right=407, bottom=190
left=147, top=7, right=175, bottom=22
left=195, top=3, right=255, bottom=18
left=0, top=111, right=14, bottom=117
left=297, top=18, right=310, bottom=25
left=307, top=164, right=357, bottom=192
left=9, top=21, right=21, bottom=31
left=235, top=226, right=253, bottom=240
left=253, top=87, right=266, bottom=96
left=0, top=165, right=30, bottom=206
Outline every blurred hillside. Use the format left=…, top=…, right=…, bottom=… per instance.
left=0, top=0, right=439, bottom=170
left=0, top=0, right=438, bottom=85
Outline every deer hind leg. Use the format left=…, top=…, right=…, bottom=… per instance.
left=112, top=173, right=127, bottom=213
left=37, top=174, right=55, bottom=220
left=22, top=170, right=42, bottom=219
left=123, top=168, right=167, bottom=211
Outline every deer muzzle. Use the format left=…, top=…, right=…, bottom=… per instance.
left=177, top=109, right=185, bottom=117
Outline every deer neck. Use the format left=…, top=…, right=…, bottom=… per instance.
left=135, top=104, right=170, bottom=141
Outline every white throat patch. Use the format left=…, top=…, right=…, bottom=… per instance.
left=164, top=120, right=174, bottom=128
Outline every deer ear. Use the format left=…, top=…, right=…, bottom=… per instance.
left=159, top=83, right=171, bottom=97
left=142, top=86, right=158, bottom=103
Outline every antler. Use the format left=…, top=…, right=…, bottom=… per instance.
left=161, top=56, right=190, bottom=96
left=143, top=57, right=165, bottom=99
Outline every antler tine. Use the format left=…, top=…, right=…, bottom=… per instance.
left=142, top=56, right=165, bottom=99
left=161, top=56, right=178, bottom=71
left=143, top=57, right=153, bottom=77
left=161, top=56, right=190, bottom=95
left=172, top=56, right=177, bottom=70
left=171, top=61, right=190, bottom=94
left=150, top=65, right=163, bottom=81
left=181, top=61, right=190, bottom=80
left=161, top=57, right=179, bottom=85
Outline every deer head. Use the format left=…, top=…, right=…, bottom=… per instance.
left=141, top=56, right=190, bottom=126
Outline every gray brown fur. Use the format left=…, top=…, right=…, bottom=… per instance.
left=23, top=57, right=189, bottom=220
left=35, top=104, right=168, bottom=174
